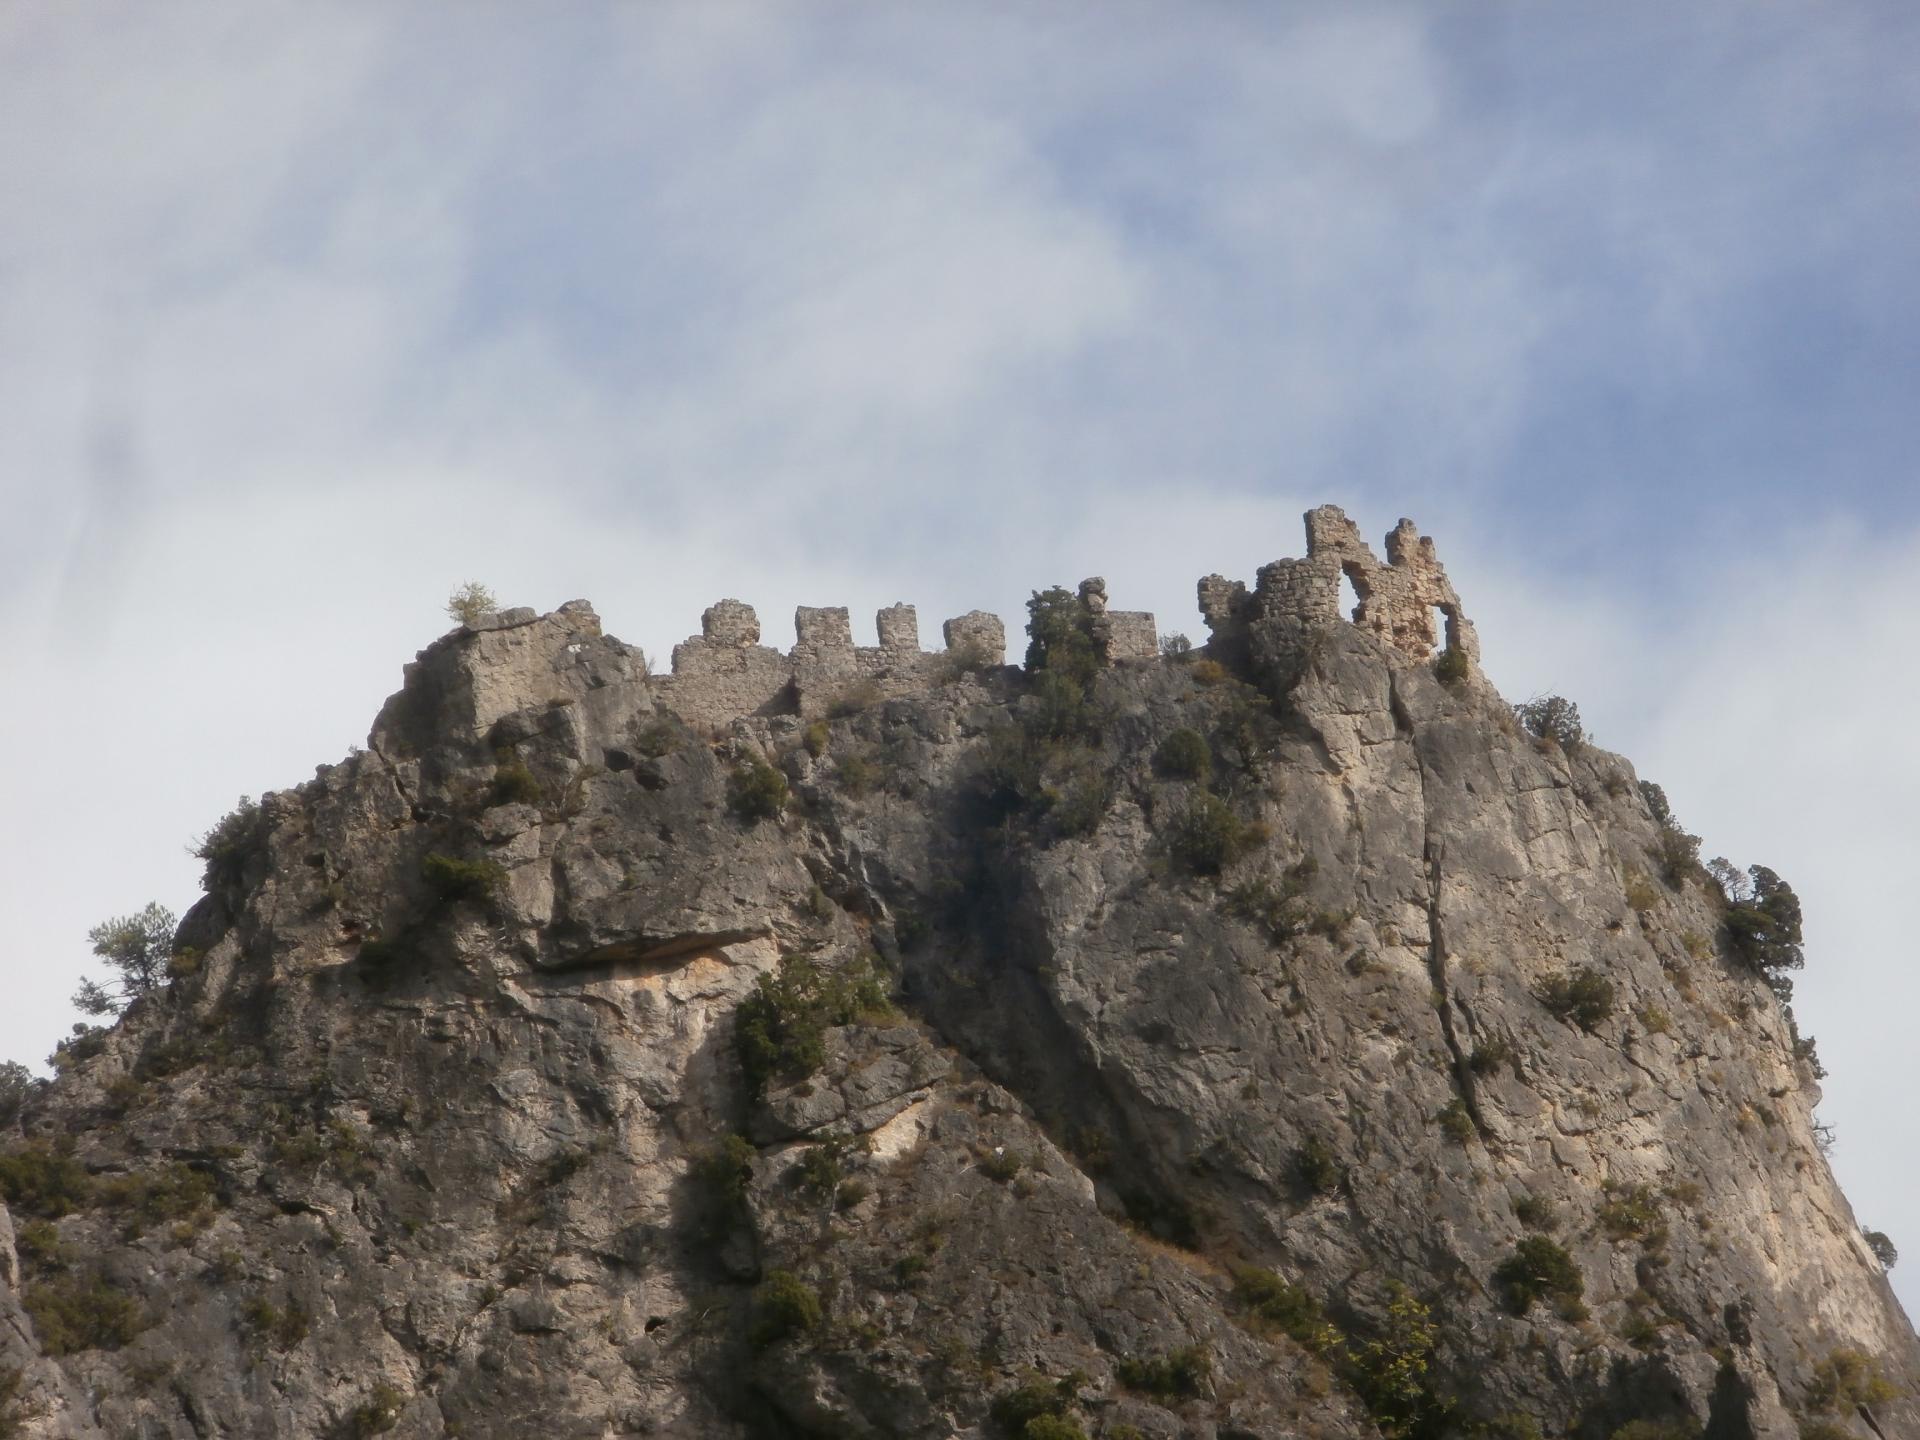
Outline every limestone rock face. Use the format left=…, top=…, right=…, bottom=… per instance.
left=3, top=510, right=1915, bottom=1440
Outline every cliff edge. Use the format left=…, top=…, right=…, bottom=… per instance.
left=0, top=507, right=1911, bottom=1440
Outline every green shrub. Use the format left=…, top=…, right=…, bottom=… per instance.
left=1624, top=873, right=1661, bottom=913
left=748, top=1270, right=821, bottom=1348
left=990, top=1372, right=1083, bottom=1437
left=1155, top=727, right=1212, bottom=781
left=1170, top=793, right=1265, bottom=876
left=1022, top=1417, right=1087, bottom=1440
left=1293, top=1137, right=1343, bottom=1195
left=1434, top=1099, right=1475, bottom=1144
left=1468, top=1036, right=1515, bottom=1075
left=939, top=638, right=999, bottom=680
left=1493, top=1237, right=1583, bottom=1315
left=23, top=1271, right=146, bottom=1354
left=835, top=753, right=883, bottom=796
left=1348, top=1287, right=1446, bottom=1439
left=1025, top=670, right=1089, bottom=740
left=1653, top=825, right=1702, bottom=887
left=836, top=1178, right=871, bottom=1210
left=1717, top=863, right=1805, bottom=1000
left=445, top=581, right=498, bottom=627
left=193, top=797, right=265, bottom=890
left=1433, top=646, right=1470, bottom=687
left=1227, top=1264, right=1340, bottom=1353
left=349, top=1381, right=407, bottom=1437
left=1047, top=769, right=1113, bottom=839
left=269, top=1120, right=374, bottom=1185
left=1210, top=684, right=1280, bottom=768
left=1159, top=633, right=1193, bottom=660
left=48, top=1025, right=107, bottom=1076
left=490, top=762, right=542, bottom=806
left=635, top=717, right=681, bottom=758
left=356, top=935, right=412, bottom=969
left=1115, top=1344, right=1211, bottom=1398
left=96, top=1163, right=217, bottom=1235
left=691, top=1134, right=755, bottom=1238
left=1865, top=1230, right=1898, bottom=1269
left=1796, top=1424, right=1856, bottom=1440
left=733, top=953, right=892, bottom=1094
left=0, top=1144, right=92, bottom=1218
left=1514, top=696, right=1585, bottom=750
left=0, top=1062, right=34, bottom=1126
left=240, top=1295, right=310, bottom=1351
left=827, top=681, right=883, bottom=719
left=1597, top=1184, right=1664, bottom=1244
left=14, top=1219, right=68, bottom=1270
left=977, top=724, right=1053, bottom=816
left=1534, top=967, right=1615, bottom=1032
left=1639, top=1006, right=1672, bottom=1036
left=1639, top=781, right=1674, bottom=824
left=727, top=756, right=789, bottom=822
left=1225, top=856, right=1323, bottom=943
left=1804, top=1348, right=1898, bottom=1412
left=420, top=853, right=504, bottom=903
left=802, top=721, right=830, bottom=757
left=1512, top=1192, right=1557, bottom=1231
left=979, top=1149, right=1024, bottom=1183
left=1024, top=587, right=1099, bottom=686
left=792, top=1138, right=848, bottom=1196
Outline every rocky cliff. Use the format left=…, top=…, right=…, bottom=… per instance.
left=1, top=508, right=1913, bottom=1440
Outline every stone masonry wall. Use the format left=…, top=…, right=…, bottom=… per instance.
left=1200, top=504, right=1479, bottom=670
left=656, top=506, right=1467, bottom=731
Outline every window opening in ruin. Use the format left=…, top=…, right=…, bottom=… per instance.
left=1432, top=605, right=1452, bottom=654
left=1338, top=570, right=1363, bottom=624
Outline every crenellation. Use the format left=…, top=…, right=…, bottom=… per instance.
left=652, top=505, right=1469, bottom=732
left=792, top=606, right=857, bottom=670
left=700, top=598, right=760, bottom=647
left=875, top=604, right=919, bottom=655
left=661, top=600, right=793, bottom=729
left=942, top=611, right=1006, bottom=666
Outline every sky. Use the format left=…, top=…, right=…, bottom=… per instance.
left=3, top=1, right=1917, bottom=1311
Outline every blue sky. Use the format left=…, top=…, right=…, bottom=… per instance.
left=3, top=2, right=1918, bottom=1309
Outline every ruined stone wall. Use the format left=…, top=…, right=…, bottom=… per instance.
left=655, top=510, right=1471, bottom=734
left=658, top=600, right=795, bottom=730
left=657, top=600, right=1017, bottom=730
left=1078, top=578, right=1158, bottom=663
left=1200, top=505, right=1478, bottom=671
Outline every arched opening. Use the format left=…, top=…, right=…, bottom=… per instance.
left=1431, top=605, right=1452, bottom=655
left=1338, top=568, right=1364, bottom=624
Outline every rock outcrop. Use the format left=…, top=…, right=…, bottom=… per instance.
left=1, top=506, right=1913, bottom=1440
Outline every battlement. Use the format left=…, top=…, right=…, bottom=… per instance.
left=658, top=599, right=1013, bottom=730
left=655, top=580, right=1156, bottom=729
left=649, top=505, right=1466, bottom=729
left=1198, top=504, right=1477, bottom=670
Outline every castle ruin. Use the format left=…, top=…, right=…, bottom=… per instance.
left=647, top=505, right=1471, bottom=728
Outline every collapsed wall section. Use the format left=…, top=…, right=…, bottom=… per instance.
left=1199, top=504, right=1479, bottom=674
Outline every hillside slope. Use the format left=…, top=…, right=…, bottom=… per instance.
left=1, top=509, right=1912, bottom=1440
